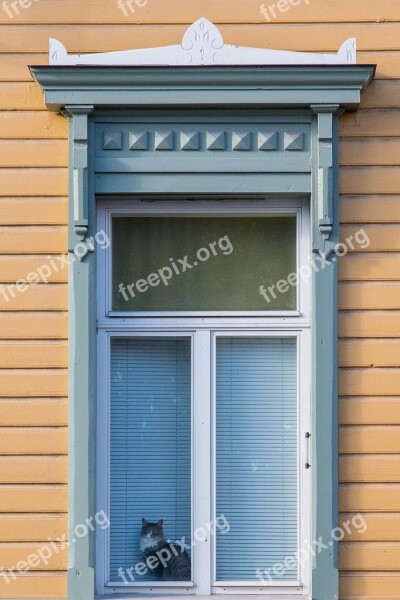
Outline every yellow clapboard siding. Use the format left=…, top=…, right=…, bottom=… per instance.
left=339, top=340, right=400, bottom=368
left=340, top=456, right=400, bottom=483
left=0, top=82, right=46, bottom=110
left=0, top=427, right=67, bottom=455
left=0, top=55, right=47, bottom=82
left=0, top=112, right=67, bottom=139
left=339, top=253, right=400, bottom=281
left=339, top=369, right=400, bottom=396
left=339, top=283, right=400, bottom=310
left=2, top=0, right=400, bottom=24
left=340, top=196, right=400, bottom=223
left=0, top=399, right=67, bottom=426
left=340, top=167, right=400, bottom=195
left=0, top=256, right=68, bottom=283
left=340, top=484, right=400, bottom=512
left=0, top=2, right=399, bottom=593
left=0, top=313, right=67, bottom=340
left=341, top=224, right=400, bottom=252
left=340, top=398, right=400, bottom=425
left=3, top=23, right=400, bottom=53
left=340, top=110, right=400, bottom=138
left=0, top=198, right=67, bottom=225
left=340, top=426, right=400, bottom=453
left=0, top=485, right=67, bottom=513
left=360, top=81, right=400, bottom=109
left=0, top=457, right=67, bottom=484
left=0, top=542, right=66, bottom=570
left=0, top=572, right=66, bottom=598
left=340, top=140, right=400, bottom=166
left=340, top=573, right=400, bottom=598
left=0, top=226, right=67, bottom=254
left=0, top=284, right=67, bottom=311
left=0, top=514, right=67, bottom=542
left=0, top=342, right=67, bottom=368
left=339, top=311, right=400, bottom=338
left=340, top=543, right=400, bottom=571
left=340, top=514, right=400, bottom=542
left=0, top=169, right=67, bottom=196
left=0, top=370, right=67, bottom=397
left=0, top=141, right=67, bottom=167
left=360, top=51, right=400, bottom=79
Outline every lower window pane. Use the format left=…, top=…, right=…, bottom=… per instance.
left=109, top=337, right=192, bottom=582
left=216, top=337, right=298, bottom=581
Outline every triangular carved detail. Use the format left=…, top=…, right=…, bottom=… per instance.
left=49, top=19, right=357, bottom=67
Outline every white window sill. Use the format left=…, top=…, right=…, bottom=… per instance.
left=96, top=595, right=309, bottom=600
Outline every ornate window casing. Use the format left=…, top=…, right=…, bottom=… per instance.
left=31, top=19, right=375, bottom=600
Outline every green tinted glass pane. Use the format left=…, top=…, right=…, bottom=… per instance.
left=112, top=216, right=296, bottom=311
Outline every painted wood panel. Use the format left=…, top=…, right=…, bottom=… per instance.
left=339, top=341, right=400, bottom=367
left=0, top=314, right=67, bottom=339
left=0, top=370, right=68, bottom=397
left=1, top=0, right=400, bottom=25
left=0, top=574, right=66, bottom=598
left=0, top=141, right=67, bottom=167
left=0, top=82, right=46, bottom=109
left=340, top=399, right=400, bottom=424
left=339, top=369, right=400, bottom=396
left=0, top=457, right=68, bottom=484
left=340, top=196, right=400, bottom=223
left=0, top=256, right=68, bottom=283
left=0, top=285, right=67, bottom=311
left=0, top=485, right=67, bottom=513
left=340, top=484, right=400, bottom=512
left=339, top=311, right=400, bottom=337
left=0, top=198, right=67, bottom=225
left=0, top=542, right=67, bottom=570
left=340, top=140, right=400, bottom=166
left=0, top=226, right=67, bottom=252
left=0, top=170, right=67, bottom=196
left=339, top=514, right=400, bottom=541
left=2, top=24, right=400, bottom=54
left=0, top=427, right=68, bottom=455
left=340, top=543, right=400, bottom=570
left=340, top=426, right=400, bottom=453
left=340, top=573, right=400, bottom=598
left=0, top=399, right=68, bottom=426
left=339, top=254, right=400, bottom=281
left=339, top=282, right=400, bottom=309
left=0, top=515, right=67, bottom=542
left=0, top=343, right=67, bottom=368
left=340, top=167, right=400, bottom=195
left=340, top=456, right=400, bottom=483
left=0, top=112, right=67, bottom=139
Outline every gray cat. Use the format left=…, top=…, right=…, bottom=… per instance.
left=140, top=518, right=191, bottom=581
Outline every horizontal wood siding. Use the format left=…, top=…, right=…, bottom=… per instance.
left=0, top=1, right=399, bottom=597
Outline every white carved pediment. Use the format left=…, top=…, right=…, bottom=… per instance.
left=49, top=18, right=356, bottom=67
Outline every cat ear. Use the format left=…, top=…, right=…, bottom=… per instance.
left=142, top=518, right=148, bottom=526
left=157, top=519, right=164, bottom=527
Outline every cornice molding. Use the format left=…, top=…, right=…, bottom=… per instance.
left=30, top=64, right=375, bottom=113
left=49, top=18, right=356, bottom=67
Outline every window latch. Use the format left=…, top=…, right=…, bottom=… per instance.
left=305, top=432, right=311, bottom=469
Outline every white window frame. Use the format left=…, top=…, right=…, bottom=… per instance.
left=96, top=198, right=312, bottom=598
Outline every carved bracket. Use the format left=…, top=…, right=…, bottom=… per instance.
left=64, top=105, right=94, bottom=257
left=311, top=104, right=341, bottom=258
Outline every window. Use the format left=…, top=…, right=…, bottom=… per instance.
left=97, top=198, right=311, bottom=596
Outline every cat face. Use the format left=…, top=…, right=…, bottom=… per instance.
left=140, top=518, right=164, bottom=551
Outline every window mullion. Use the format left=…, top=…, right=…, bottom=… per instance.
left=193, top=329, right=212, bottom=594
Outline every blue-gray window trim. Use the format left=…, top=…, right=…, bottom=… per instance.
left=31, top=64, right=375, bottom=600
